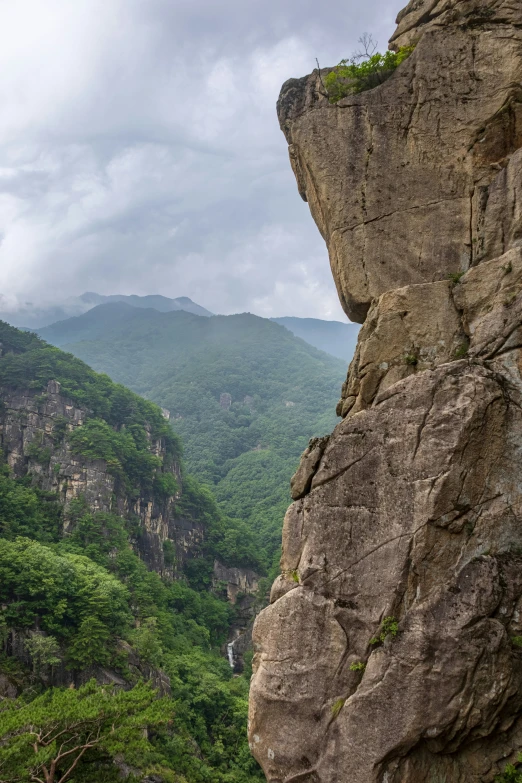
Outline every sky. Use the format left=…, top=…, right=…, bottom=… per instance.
left=0, top=0, right=399, bottom=323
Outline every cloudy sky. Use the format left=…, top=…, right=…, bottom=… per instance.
left=0, top=0, right=399, bottom=323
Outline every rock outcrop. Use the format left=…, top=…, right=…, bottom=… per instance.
left=0, top=380, right=203, bottom=576
left=249, top=2, right=522, bottom=781
left=0, top=629, right=171, bottom=698
left=277, top=0, right=522, bottom=323
left=213, top=560, right=261, bottom=672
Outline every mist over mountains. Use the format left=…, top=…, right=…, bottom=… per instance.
left=0, top=292, right=212, bottom=329
left=2, top=290, right=359, bottom=361
left=271, top=316, right=359, bottom=362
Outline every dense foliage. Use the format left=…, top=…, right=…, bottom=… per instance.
left=0, top=320, right=264, bottom=781
left=0, top=321, right=181, bottom=463
left=324, top=45, right=415, bottom=103
left=0, top=680, right=171, bottom=783
left=38, top=305, right=345, bottom=574
left=0, top=463, right=262, bottom=781
left=0, top=464, right=62, bottom=542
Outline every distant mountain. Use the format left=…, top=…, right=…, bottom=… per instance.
left=37, top=302, right=145, bottom=346
left=79, top=292, right=213, bottom=318
left=38, top=303, right=346, bottom=572
left=0, top=292, right=212, bottom=329
left=272, top=316, right=359, bottom=362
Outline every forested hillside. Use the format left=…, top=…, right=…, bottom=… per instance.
left=39, top=304, right=347, bottom=575
left=0, top=321, right=263, bottom=782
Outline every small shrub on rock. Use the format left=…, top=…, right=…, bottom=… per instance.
left=324, top=35, right=415, bottom=103
left=496, top=756, right=522, bottom=782
left=370, top=616, right=399, bottom=645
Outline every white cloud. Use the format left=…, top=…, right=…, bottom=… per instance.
left=0, top=0, right=400, bottom=321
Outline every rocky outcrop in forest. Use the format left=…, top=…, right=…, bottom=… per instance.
left=0, top=380, right=199, bottom=576
left=249, top=1, right=522, bottom=781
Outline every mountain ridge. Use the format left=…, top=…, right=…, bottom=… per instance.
left=0, top=292, right=212, bottom=330
left=37, top=301, right=359, bottom=363
left=271, top=315, right=359, bottom=362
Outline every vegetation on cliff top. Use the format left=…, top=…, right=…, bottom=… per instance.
left=323, top=35, right=415, bottom=103
left=0, top=322, right=178, bottom=453
left=0, top=320, right=182, bottom=500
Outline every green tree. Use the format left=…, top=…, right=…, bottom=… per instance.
left=24, top=633, right=61, bottom=675
left=324, top=34, right=415, bottom=103
left=0, top=465, right=62, bottom=543
left=66, top=617, right=111, bottom=668
left=0, top=680, right=171, bottom=783
left=131, top=617, right=163, bottom=667
left=0, top=538, right=132, bottom=645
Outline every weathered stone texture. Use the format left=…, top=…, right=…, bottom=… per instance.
left=277, top=0, right=522, bottom=322
left=250, top=1, right=522, bottom=781
left=337, top=280, right=466, bottom=418
left=251, top=362, right=522, bottom=782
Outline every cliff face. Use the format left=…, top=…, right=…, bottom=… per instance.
left=249, top=2, right=522, bottom=782
left=213, top=560, right=261, bottom=672
left=0, top=380, right=202, bottom=576
left=277, top=0, right=522, bottom=323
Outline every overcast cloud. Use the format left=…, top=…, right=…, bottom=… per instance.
left=0, top=0, right=399, bottom=322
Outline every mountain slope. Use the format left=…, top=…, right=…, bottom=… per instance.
left=38, top=304, right=346, bottom=571
left=272, top=316, right=359, bottom=361
left=0, top=320, right=263, bottom=781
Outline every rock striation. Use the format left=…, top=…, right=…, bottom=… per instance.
left=249, top=1, right=522, bottom=781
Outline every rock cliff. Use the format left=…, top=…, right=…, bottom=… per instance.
left=213, top=560, right=261, bottom=671
left=277, top=0, right=522, bottom=323
left=249, top=2, right=522, bottom=781
left=0, top=379, right=202, bottom=576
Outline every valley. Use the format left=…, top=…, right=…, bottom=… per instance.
left=37, top=303, right=349, bottom=576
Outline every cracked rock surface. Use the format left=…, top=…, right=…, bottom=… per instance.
left=249, top=1, right=522, bottom=781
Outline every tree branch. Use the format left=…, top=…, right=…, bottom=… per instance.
left=353, top=33, right=378, bottom=63
left=56, top=742, right=99, bottom=783
left=54, top=739, right=99, bottom=765
left=315, top=58, right=329, bottom=98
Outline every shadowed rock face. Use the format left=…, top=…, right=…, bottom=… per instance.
left=277, top=0, right=522, bottom=323
left=249, top=1, right=522, bottom=781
